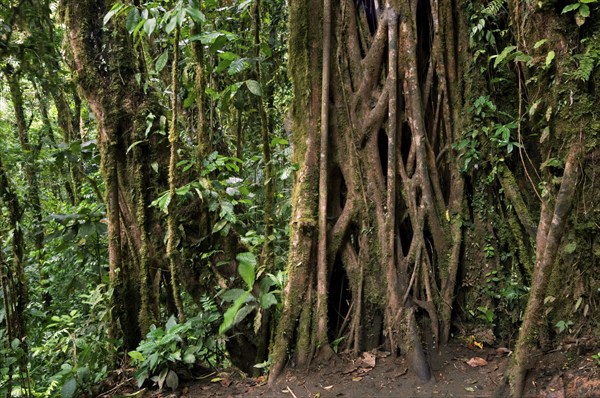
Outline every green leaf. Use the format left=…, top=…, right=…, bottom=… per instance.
left=237, top=252, right=256, bottom=289
left=166, top=14, right=178, bottom=34
left=165, top=315, right=178, bottom=331
left=561, top=3, right=580, bottom=13
left=103, top=4, right=125, bottom=25
left=219, top=291, right=250, bottom=334
left=245, top=79, right=262, bottom=96
left=128, top=350, right=145, bottom=362
left=126, top=140, right=146, bottom=154
left=534, top=39, right=547, bottom=49
left=545, top=50, right=555, bottom=67
left=212, top=219, right=228, bottom=234
left=183, top=352, right=196, bottom=364
left=228, top=58, right=248, bottom=75
left=126, top=8, right=141, bottom=33
left=144, top=18, right=157, bottom=36
left=493, top=45, right=516, bottom=68
left=198, top=31, right=224, bottom=44
left=166, top=370, right=179, bottom=390
left=578, top=3, right=590, bottom=17
left=155, top=50, right=169, bottom=73
left=61, top=378, right=77, bottom=398
left=564, top=242, right=577, bottom=254
left=220, top=288, right=247, bottom=302
left=259, top=292, right=277, bottom=309
left=185, top=7, right=205, bottom=23
left=580, top=0, right=597, bottom=3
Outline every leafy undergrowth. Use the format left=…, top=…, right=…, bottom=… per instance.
left=93, top=339, right=600, bottom=398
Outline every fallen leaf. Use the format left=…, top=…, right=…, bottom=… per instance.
left=465, top=386, right=475, bottom=392
left=352, top=376, right=363, bottom=382
left=361, top=352, right=376, bottom=368
left=393, top=367, right=408, bottom=378
left=341, top=365, right=358, bottom=374
left=220, top=378, right=232, bottom=387
left=323, top=385, right=334, bottom=390
left=496, top=347, right=512, bottom=356
left=466, top=357, right=488, bottom=367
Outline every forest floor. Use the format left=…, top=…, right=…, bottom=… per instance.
left=100, top=339, right=600, bottom=398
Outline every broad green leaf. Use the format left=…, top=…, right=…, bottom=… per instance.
left=580, top=0, right=597, bottom=3
left=126, top=7, right=141, bottom=33
left=61, top=378, right=77, bottom=398
left=561, top=3, right=580, bottom=13
left=578, top=3, right=590, bottom=17
left=199, top=31, right=223, bottom=44
left=185, top=7, right=205, bottom=23
left=128, top=350, right=145, bottom=362
left=259, top=292, right=277, bottom=309
left=144, top=18, right=157, bottom=36
left=220, top=288, right=247, bottom=302
left=237, top=252, right=256, bottom=289
left=219, top=291, right=250, bottom=334
left=166, top=370, right=179, bottom=390
left=155, top=50, right=169, bottom=73
left=212, top=219, right=228, bottom=233
left=533, top=39, right=547, bottom=49
left=493, top=45, right=516, bottom=68
left=235, top=303, right=255, bottom=325
left=166, top=14, right=178, bottom=34
left=165, top=315, right=178, bottom=331
left=218, top=51, right=240, bottom=61
left=245, top=79, right=262, bottom=96
left=78, top=221, right=96, bottom=238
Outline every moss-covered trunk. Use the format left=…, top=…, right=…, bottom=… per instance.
left=270, top=0, right=470, bottom=381
left=494, top=2, right=600, bottom=396
left=62, top=0, right=168, bottom=348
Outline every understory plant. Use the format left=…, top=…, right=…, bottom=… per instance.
left=128, top=297, right=224, bottom=389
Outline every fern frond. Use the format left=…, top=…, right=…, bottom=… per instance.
left=482, top=0, right=505, bottom=16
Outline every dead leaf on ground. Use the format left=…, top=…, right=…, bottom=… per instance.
left=352, top=376, right=363, bottom=382
left=496, top=347, right=512, bottom=356
left=341, top=364, right=358, bottom=374
left=323, top=385, right=334, bottom=390
left=392, top=366, right=408, bottom=378
left=360, top=352, right=376, bottom=368
left=466, top=357, right=488, bottom=367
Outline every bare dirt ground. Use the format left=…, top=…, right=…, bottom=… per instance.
left=101, top=340, right=600, bottom=398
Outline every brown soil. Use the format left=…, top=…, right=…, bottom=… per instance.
left=100, top=341, right=600, bottom=398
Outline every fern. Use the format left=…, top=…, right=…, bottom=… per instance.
left=568, top=47, right=600, bottom=82
left=43, top=379, right=60, bottom=398
left=482, top=0, right=505, bottom=16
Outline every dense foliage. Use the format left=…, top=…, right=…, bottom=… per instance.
left=1, top=0, right=599, bottom=397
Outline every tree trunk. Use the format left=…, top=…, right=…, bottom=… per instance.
left=270, top=0, right=469, bottom=381
left=62, top=0, right=168, bottom=348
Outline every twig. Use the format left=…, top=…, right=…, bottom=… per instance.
left=284, top=385, right=298, bottom=398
